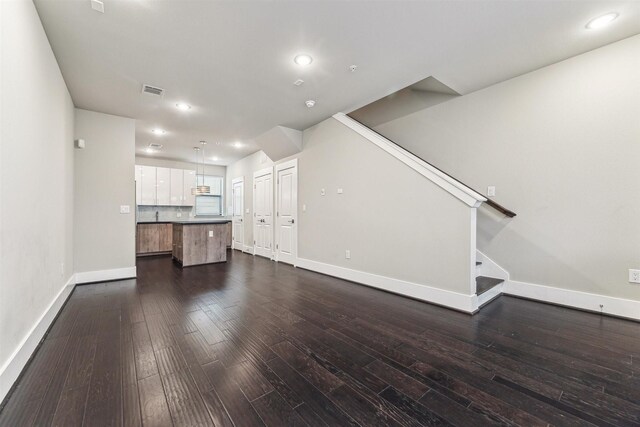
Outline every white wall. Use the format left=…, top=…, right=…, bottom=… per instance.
left=74, top=109, right=136, bottom=279
left=298, top=118, right=474, bottom=294
left=375, top=34, right=640, bottom=301
left=135, top=156, right=226, bottom=177
left=226, top=119, right=475, bottom=297
left=0, top=0, right=75, bottom=400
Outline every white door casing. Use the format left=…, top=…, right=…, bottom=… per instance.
left=231, top=177, right=244, bottom=251
left=253, top=167, right=273, bottom=258
left=275, top=159, right=298, bottom=265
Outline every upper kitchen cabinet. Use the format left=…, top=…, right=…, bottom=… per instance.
left=183, top=170, right=196, bottom=206
left=170, top=168, right=184, bottom=206
left=136, top=165, right=199, bottom=206
left=139, top=165, right=157, bottom=205
left=156, top=167, right=171, bottom=205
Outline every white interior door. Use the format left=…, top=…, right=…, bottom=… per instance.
left=276, top=160, right=298, bottom=265
left=232, top=177, right=244, bottom=251
left=253, top=167, right=273, bottom=258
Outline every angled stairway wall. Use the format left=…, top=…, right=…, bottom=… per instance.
left=294, top=116, right=482, bottom=312
left=368, top=35, right=640, bottom=317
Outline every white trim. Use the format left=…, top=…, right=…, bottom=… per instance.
left=468, top=208, right=478, bottom=294
left=75, top=266, right=137, bottom=284
left=0, top=274, right=76, bottom=402
left=332, top=113, right=486, bottom=208
left=504, top=280, right=640, bottom=321
left=478, top=282, right=504, bottom=308
left=242, top=245, right=254, bottom=255
left=231, top=176, right=245, bottom=251
left=297, top=258, right=477, bottom=313
left=476, top=250, right=509, bottom=282
left=274, top=158, right=298, bottom=265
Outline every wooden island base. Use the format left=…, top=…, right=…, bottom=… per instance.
left=172, top=221, right=231, bottom=267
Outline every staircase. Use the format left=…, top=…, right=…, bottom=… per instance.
left=332, top=112, right=514, bottom=314
left=474, top=252, right=509, bottom=308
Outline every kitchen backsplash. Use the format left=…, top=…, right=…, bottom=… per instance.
left=137, top=205, right=196, bottom=222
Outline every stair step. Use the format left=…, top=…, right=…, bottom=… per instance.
left=476, top=276, right=504, bottom=296
left=476, top=261, right=482, bottom=266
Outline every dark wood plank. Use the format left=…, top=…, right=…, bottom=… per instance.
left=161, top=369, right=214, bottom=426
left=251, top=391, right=308, bottom=426
left=138, top=375, right=173, bottom=427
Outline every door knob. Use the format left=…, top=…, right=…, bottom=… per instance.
left=288, top=219, right=295, bottom=224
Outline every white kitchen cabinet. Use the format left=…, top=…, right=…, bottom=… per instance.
left=156, top=167, right=171, bottom=205
left=139, top=166, right=157, bottom=205
left=183, top=169, right=196, bottom=206
left=170, top=168, right=184, bottom=206
left=135, top=165, right=142, bottom=205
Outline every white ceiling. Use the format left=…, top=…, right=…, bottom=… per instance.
left=34, top=0, right=640, bottom=165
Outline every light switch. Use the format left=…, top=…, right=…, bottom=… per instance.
left=208, top=230, right=213, bottom=237
left=487, top=186, right=496, bottom=197
left=120, top=205, right=130, bottom=214
left=337, top=188, right=343, bottom=194
left=302, top=204, right=307, bottom=212
left=321, top=188, right=326, bottom=196
left=246, top=208, right=250, bottom=214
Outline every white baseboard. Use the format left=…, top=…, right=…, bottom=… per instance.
left=0, top=274, right=76, bottom=402
left=75, top=266, right=136, bottom=284
left=296, top=258, right=477, bottom=313
left=242, top=245, right=254, bottom=255
left=504, top=280, right=640, bottom=321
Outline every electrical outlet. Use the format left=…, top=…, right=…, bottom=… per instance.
left=120, top=205, right=130, bottom=214
left=345, top=250, right=351, bottom=259
left=176, top=212, right=182, bottom=218
left=487, top=186, right=496, bottom=197
left=629, top=269, right=640, bottom=284
left=209, top=230, right=214, bottom=237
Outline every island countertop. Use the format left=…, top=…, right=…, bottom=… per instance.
left=137, top=219, right=231, bottom=225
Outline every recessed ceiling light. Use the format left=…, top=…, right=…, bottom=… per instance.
left=211, top=156, right=219, bottom=161
left=233, top=142, right=243, bottom=148
left=151, top=128, right=166, bottom=135
left=586, top=12, right=618, bottom=29
left=349, top=65, right=358, bottom=72
left=145, top=147, right=155, bottom=154
left=305, top=100, right=316, bottom=108
left=294, top=54, right=313, bottom=66
left=176, top=103, right=191, bottom=111
left=293, top=79, right=304, bottom=86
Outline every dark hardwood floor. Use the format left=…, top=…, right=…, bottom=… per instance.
left=2, top=251, right=640, bottom=426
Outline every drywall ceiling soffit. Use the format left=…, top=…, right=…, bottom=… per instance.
left=254, top=126, right=302, bottom=161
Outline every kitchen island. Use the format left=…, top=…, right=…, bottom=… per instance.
left=136, top=219, right=231, bottom=267
left=171, top=220, right=231, bottom=267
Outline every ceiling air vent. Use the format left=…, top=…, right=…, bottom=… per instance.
left=148, top=143, right=163, bottom=149
left=141, top=84, right=165, bottom=97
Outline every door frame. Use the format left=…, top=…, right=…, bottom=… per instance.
left=231, top=176, right=244, bottom=251
left=275, top=159, right=298, bottom=265
left=252, top=166, right=274, bottom=259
